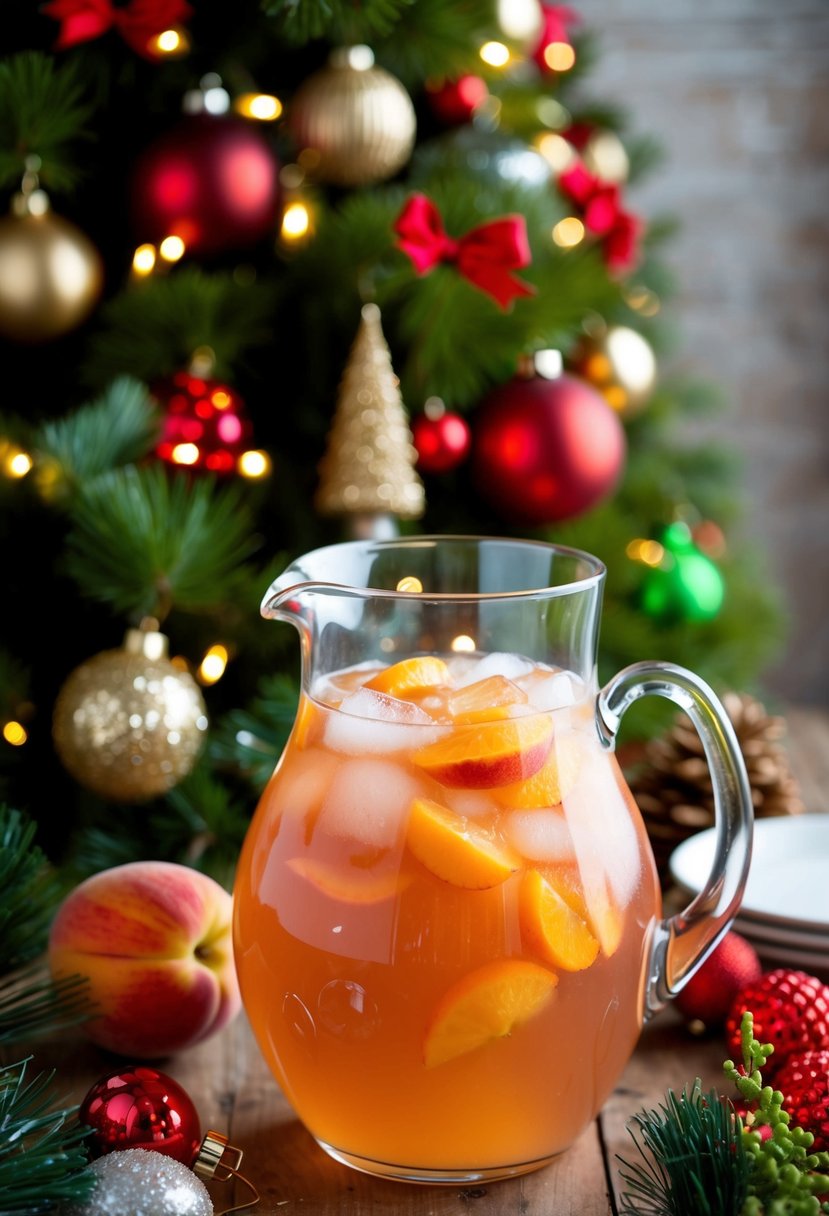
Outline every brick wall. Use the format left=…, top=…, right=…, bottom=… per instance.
left=574, top=0, right=829, bottom=704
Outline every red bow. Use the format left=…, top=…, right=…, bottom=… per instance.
left=532, top=5, right=580, bottom=73
left=43, top=0, right=192, bottom=59
left=393, top=194, right=535, bottom=311
left=558, top=162, right=643, bottom=273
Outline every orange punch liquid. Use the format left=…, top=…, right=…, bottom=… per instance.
left=233, top=654, right=661, bottom=1180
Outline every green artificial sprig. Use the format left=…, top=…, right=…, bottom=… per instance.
left=724, top=1011, right=829, bottom=1214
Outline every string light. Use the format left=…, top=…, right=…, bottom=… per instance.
left=396, top=576, right=423, bottom=594
left=535, top=133, right=577, bottom=173
left=626, top=538, right=666, bottom=567
left=149, top=27, right=190, bottom=56
left=3, top=447, right=33, bottom=478
left=552, top=217, right=585, bottom=248
left=235, top=93, right=283, bottom=121
left=479, top=41, right=510, bottom=68
left=2, top=721, right=27, bottom=746
left=132, top=244, right=157, bottom=276
left=198, top=644, right=229, bottom=684
left=171, top=442, right=200, bottom=466
left=238, top=450, right=271, bottom=478
left=159, top=235, right=186, bottom=262
left=280, top=201, right=311, bottom=242
left=543, top=42, right=576, bottom=71
left=451, top=635, right=477, bottom=653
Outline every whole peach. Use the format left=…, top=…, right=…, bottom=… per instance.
left=48, top=861, right=241, bottom=1058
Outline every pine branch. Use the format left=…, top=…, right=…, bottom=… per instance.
left=262, top=0, right=413, bottom=45
left=82, top=269, right=276, bottom=389
left=0, top=52, right=95, bottom=193
left=0, top=806, right=61, bottom=972
left=211, top=672, right=299, bottom=790
left=372, top=0, right=496, bottom=87
left=0, top=966, right=90, bottom=1046
left=61, top=465, right=259, bottom=622
left=34, top=377, right=160, bottom=502
left=0, top=1058, right=93, bottom=1215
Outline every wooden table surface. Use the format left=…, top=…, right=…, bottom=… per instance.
left=19, top=705, right=829, bottom=1215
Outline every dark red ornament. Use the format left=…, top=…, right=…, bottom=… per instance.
left=426, top=76, right=489, bottom=126
left=131, top=113, right=279, bottom=255
left=725, top=969, right=829, bottom=1074
left=79, top=1065, right=202, bottom=1165
left=153, top=371, right=252, bottom=474
left=775, top=1049, right=829, bottom=1151
left=471, top=372, right=626, bottom=524
left=412, top=409, right=471, bottom=474
left=675, top=932, right=762, bottom=1028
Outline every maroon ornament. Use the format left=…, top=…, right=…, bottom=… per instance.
left=775, top=1049, right=829, bottom=1151
left=131, top=113, right=279, bottom=255
left=79, top=1066, right=202, bottom=1165
left=427, top=76, right=489, bottom=126
left=412, top=409, right=471, bottom=474
left=153, top=371, right=252, bottom=474
left=675, top=931, right=762, bottom=1028
left=471, top=372, right=626, bottom=524
left=725, top=969, right=829, bottom=1074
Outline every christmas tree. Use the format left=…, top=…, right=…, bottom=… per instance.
left=0, top=3, right=783, bottom=886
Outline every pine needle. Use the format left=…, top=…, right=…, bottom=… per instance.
left=0, top=805, right=61, bottom=972
left=0, top=1058, right=93, bottom=1214
left=210, top=672, right=299, bottom=790
left=0, top=966, right=90, bottom=1045
left=262, top=0, right=413, bottom=45
left=0, top=52, right=94, bottom=193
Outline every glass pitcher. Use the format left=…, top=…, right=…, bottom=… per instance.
left=233, top=536, right=752, bottom=1185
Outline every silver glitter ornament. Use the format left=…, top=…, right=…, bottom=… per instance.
left=62, top=1149, right=213, bottom=1216
left=52, top=628, right=208, bottom=802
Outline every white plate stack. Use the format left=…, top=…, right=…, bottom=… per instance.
left=669, top=813, right=829, bottom=980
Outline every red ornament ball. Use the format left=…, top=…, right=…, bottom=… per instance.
left=427, top=75, right=489, bottom=125
left=675, top=931, right=762, bottom=1028
left=775, top=1050, right=829, bottom=1151
left=471, top=372, right=626, bottom=524
left=153, top=372, right=252, bottom=474
left=412, top=409, right=471, bottom=474
left=79, top=1066, right=202, bottom=1165
left=131, top=113, right=279, bottom=255
left=725, top=969, right=829, bottom=1073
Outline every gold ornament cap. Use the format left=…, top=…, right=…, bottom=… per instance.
left=193, top=1130, right=259, bottom=1215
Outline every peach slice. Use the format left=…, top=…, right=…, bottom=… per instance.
left=286, top=857, right=408, bottom=904
left=412, top=714, right=553, bottom=789
left=497, top=734, right=581, bottom=809
left=518, top=869, right=599, bottom=972
left=423, top=959, right=558, bottom=1067
left=407, top=798, right=520, bottom=889
left=365, top=657, right=450, bottom=699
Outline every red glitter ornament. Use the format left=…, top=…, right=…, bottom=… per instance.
left=725, top=969, right=829, bottom=1074
left=471, top=371, right=625, bottom=524
left=412, top=408, right=471, bottom=474
left=131, top=113, right=280, bottom=255
left=675, top=931, right=762, bottom=1028
left=775, top=1049, right=829, bottom=1151
left=153, top=372, right=252, bottom=474
left=79, top=1065, right=202, bottom=1165
left=426, top=76, right=489, bottom=126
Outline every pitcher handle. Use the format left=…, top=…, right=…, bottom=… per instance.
left=596, top=661, right=753, bottom=1020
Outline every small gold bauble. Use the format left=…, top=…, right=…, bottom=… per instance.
left=288, top=46, right=416, bottom=187
left=568, top=324, right=657, bottom=417
left=0, top=195, right=103, bottom=342
left=53, top=630, right=208, bottom=803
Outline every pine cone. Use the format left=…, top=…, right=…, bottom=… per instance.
left=627, top=692, right=804, bottom=885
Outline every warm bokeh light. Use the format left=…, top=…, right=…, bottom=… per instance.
left=451, top=635, right=477, bottom=653
left=238, top=449, right=271, bottom=478
left=626, top=538, right=666, bottom=567
left=2, top=721, right=27, bottom=746
left=536, top=133, right=577, bottom=173
left=396, top=576, right=423, bottom=594
left=159, top=235, right=186, bottom=262
left=479, top=41, right=510, bottom=67
left=150, top=27, right=190, bottom=56
left=543, top=42, right=576, bottom=71
left=6, top=449, right=33, bottom=477
left=199, top=644, right=229, bottom=684
left=211, top=389, right=232, bottom=409
left=235, top=93, right=283, bottom=121
left=132, top=243, right=157, bottom=275
left=625, top=285, right=662, bottom=316
left=552, top=217, right=585, bottom=247
left=281, top=201, right=311, bottom=241
left=171, top=442, right=200, bottom=465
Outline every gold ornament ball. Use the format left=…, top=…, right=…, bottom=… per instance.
left=53, top=630, right=208, bottom=803
left=568, top=325, right=657, bottom=417
left=0, top=199, right=103, bottom=342
left=289, top=46, right=416, bottom=187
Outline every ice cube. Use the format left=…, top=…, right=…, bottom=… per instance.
left=317, top=758, right=423, bottom=848
left=448, top=674, right=528, bottom=718
left=521, top=671, right=579, bottom=711
left=443, top=789, right=495, bottom=821
left=453, top=652, right=535, bottom=689
left=503, top=810, right=575, bottom=861
left=324, top=687, right=449, bottom=754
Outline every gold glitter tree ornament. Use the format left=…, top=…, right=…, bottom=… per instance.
left=52, top=627, right=208, bottom=803
left=315, top=303, right=425, bottom=537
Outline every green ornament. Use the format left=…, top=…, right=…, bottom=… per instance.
left=641, top=521, right=725, bottom=623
